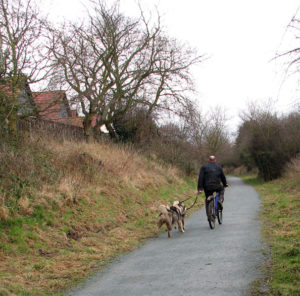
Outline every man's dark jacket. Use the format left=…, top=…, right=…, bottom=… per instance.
left=197, top=162, right=227, bottom=191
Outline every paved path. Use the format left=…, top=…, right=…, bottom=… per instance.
left=68, top=176, right=263, bottom=296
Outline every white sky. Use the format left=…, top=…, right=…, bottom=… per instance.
left=41, top=0, right=300, bottom=132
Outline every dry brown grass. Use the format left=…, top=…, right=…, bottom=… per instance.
left=0, top=135, right=197, bottom=295
left=0, top=206, right=9, bottom=221
left=17, top=197, right=32, bottom=216
left=284, top=156, right=300, bottom=178
left=44, top=138, right=179, bottom=183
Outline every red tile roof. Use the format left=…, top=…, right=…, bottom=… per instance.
left=1, top=83, right=101, bottom=130
left=32, top=91, right=84, bottom=127
left=33, top=91, right=69, bottom=120
left=0, top=81, right=29, bottom=98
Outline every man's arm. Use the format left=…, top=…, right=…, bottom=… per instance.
left=220, top=167, right=227, bottom=187
left=197, top=166, right=205, bottom=192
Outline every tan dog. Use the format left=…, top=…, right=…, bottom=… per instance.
left=157, top=201, right=186, bottom=238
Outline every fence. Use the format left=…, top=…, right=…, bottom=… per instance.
left=18, top=118, right=86, bottom=141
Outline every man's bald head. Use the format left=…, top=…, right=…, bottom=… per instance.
left=208, top=155, right=216, bottom=162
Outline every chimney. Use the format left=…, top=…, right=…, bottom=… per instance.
left=71, top=109, right=77, bottom=117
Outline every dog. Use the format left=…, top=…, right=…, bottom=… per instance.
left=157, top=201, right=186, bottom=238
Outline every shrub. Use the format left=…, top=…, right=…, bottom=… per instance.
left=236, top=106, right=300, bottom=181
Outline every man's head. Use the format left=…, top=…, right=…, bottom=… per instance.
left=208, top=155, right=216, bottom=162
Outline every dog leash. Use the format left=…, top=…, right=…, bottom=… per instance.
left=186, top=195, right=199, bottom=211
left=180, top=194, right=195, bottom=203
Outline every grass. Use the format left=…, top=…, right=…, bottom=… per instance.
left=0, top=135, right=202, bottom=295
left=243, top=169, right=300, bottom=296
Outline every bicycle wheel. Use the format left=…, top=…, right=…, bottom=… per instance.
left=207, top=199, right=215, bottom=229
left=217, top=203, right=223, bottom=225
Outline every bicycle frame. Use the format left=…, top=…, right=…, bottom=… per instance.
left=207, top=191, right=223, bottom=229
left=214, top=193, right=219, bottom=213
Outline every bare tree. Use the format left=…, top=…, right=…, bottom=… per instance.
left=48, top=1, right=202, bottom=141
left=181, top=101, right=207, bottom=148
left=272, top=9, right=300, bottom=109
left=0, top=0, right=49, bottom=135
left=204, top=106, right=229, bottom=156
left=276, top=12, right=300, bottom=74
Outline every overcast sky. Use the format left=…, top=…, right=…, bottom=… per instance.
left=42, top=0, right=299, bottom=132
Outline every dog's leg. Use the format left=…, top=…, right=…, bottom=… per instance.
left=172, top=218, right=177, bottom=229
left=178, top=220, right=184, bottom=233
left=166, top=219, right=172, bottom=238
left=157, top=220, right=162, bottom=229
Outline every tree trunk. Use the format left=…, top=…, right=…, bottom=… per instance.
left=83, top=116, right=94, bottom=143
left=8, top=92, right=18, bottom=137
left=8, top=112, right=17, bottom=136
left=105, top=123, right=118, bottom=140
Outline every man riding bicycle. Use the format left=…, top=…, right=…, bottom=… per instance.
left=197, top=155, right=228, bottom=216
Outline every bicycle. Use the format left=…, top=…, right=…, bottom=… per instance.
left=206, top=192, right=223, bottom=229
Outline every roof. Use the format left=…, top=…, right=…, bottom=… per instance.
left=1, top=83, right=105, bottom=130
left=32, top=91, right=88, bottom=128
left=0, top=80, right=36, bottom=116
left=0, top=79, right=32, bottom=98
left=32, top=91, right=71, bottom=121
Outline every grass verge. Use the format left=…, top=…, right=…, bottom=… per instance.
left=0, top=136, right=202, bottom=295
left=243, top=175, right=300, bottom=296
left=0, top=181, right=200, bottom=296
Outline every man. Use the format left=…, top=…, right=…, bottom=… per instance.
left=197, top=155, right=228, bottom=214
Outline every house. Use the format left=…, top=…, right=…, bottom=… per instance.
left=0, top=79, right=36, bottom=117
left=32, top=91, right=83, bottom=127
left=0, top=80, right=80, bottom=124
left=1, top=79, right=108, bottom=133
left=32, top=91, right=108, bottom=132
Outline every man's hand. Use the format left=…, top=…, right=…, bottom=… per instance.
left=197, top=190, right=202, bottom=195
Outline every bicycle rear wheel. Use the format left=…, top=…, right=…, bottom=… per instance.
left=207, top=199, right=215, bottom=229
left=217, top=204, right=223, bottom=225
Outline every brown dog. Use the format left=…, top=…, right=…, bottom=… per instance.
left=157, top=201, right=186, bottom=238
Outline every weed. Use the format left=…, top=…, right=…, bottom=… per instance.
left=17, top=243, right=30, bottom=254
left=0, top=242, right=11, bottom=252
left=33, top=260, right=47, bottom=271
left=9, top=225, right=24, bottom=243
left=283, top=248, right=300, bottom=257
left=134, top=219, right=146, bottom=227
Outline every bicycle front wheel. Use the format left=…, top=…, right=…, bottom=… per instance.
left=208, top=199, right=215, bottom=229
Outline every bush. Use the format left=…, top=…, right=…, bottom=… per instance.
left=236, top=107, right=300, bottom=181
left=113, top=108, right=158, bottom=144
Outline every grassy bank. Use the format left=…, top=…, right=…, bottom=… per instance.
left=243, top=166, right=300, bottom=296
left=0, top=135, right=201, bottom=296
